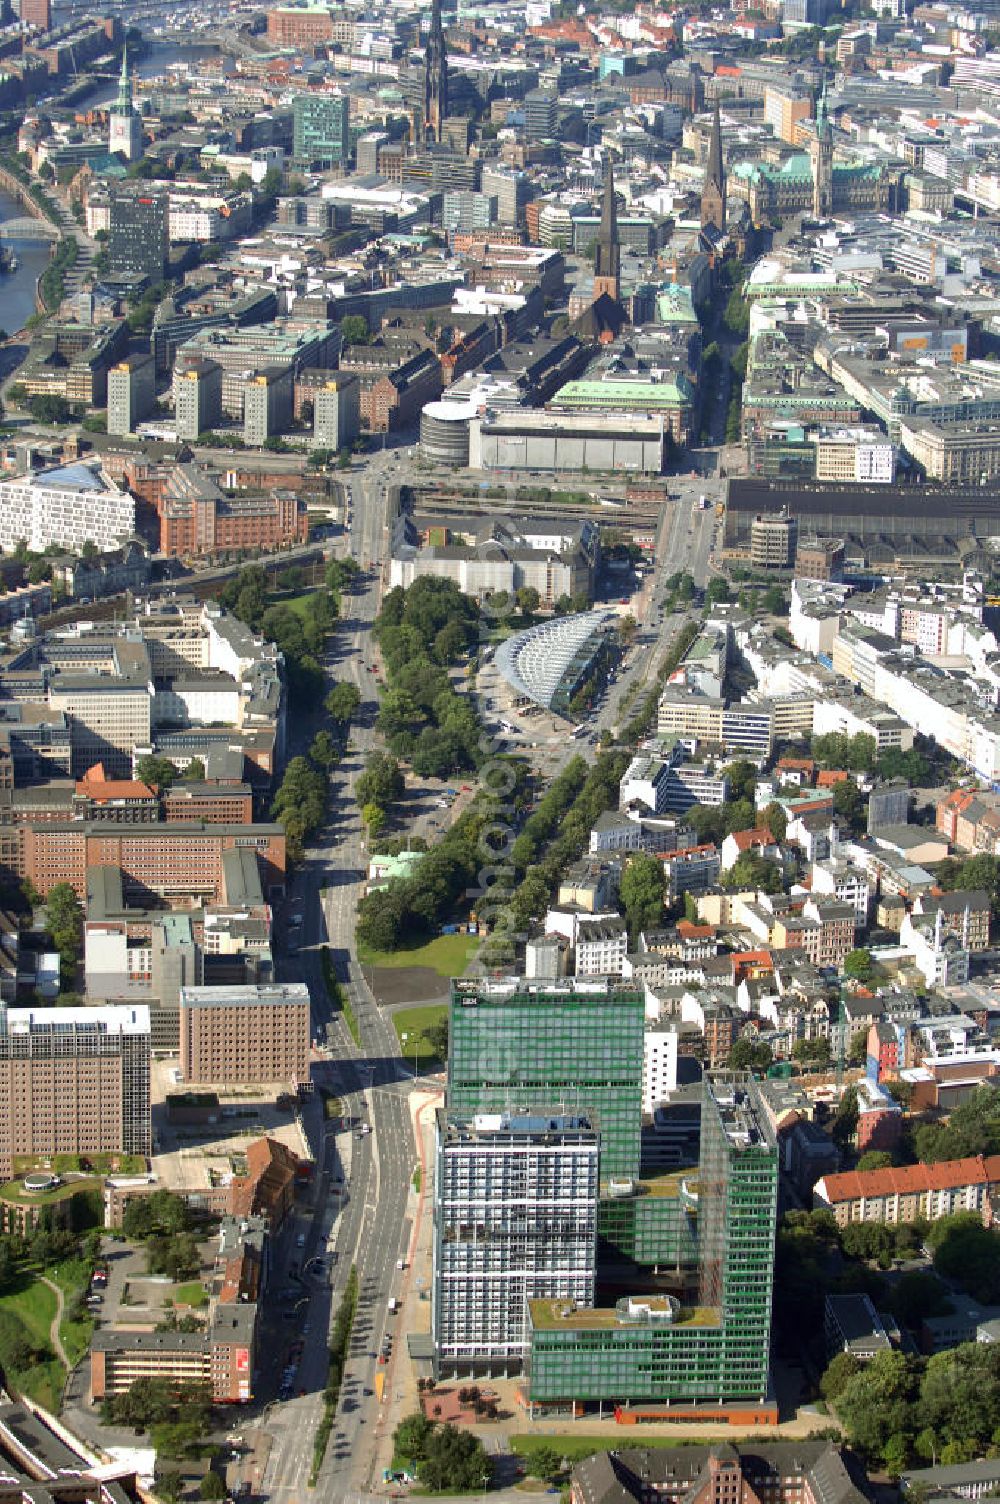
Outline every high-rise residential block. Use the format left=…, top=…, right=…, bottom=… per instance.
left=19, top=0, right=51, bottom=28
left=174, top=357, right=223, bottom=441
left=0, top=1003, right=151, bottom=1177
left=107, top=353, right=155, bottom=436
left=313, top=373, right=360, bottom=452
left=243, top=367, right=293, bottom=446
left=432, top=1111, right=599, bottom=1376
left=447, top=978, right=645, bottom=1177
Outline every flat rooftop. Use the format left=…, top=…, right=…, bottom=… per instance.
left=529, top=1298, right=721, bottom=1332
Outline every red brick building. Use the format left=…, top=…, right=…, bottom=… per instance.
left=266, top=6, right=334, bottom=45
left=160, top=482, right=308, bottom=558
left=162, top=783, right=254, bottom=824
left=19, top=821, right=286, bottom=899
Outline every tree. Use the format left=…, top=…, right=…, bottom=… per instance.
left=362, top=802, right=386, bottom=837
left=723, top=853, right=783, bottom=893
left=927, top=1213, right=1000, bottom=1302
left=528, top=1445, right=563, bottom=1482
left=393, top=1412, right=434, bottom=1462
left=832, top=1085, right=859, bottom=1151
left=833, top=778, right=864, bottom=830
left=309, top=730, right=338, bottom=769
left=325, top=681, right=361, bottom=724
left=515, top=585, right=540, bottom=615
left=422, top=1013, right=449, bottom=1060
left=722, top=760, right=757, bottom=802
left=356, top=752, right=403, bottom=809
left=848, top=1026, right=869, bottom=1066
left=620, top=853, right=666, bottom=938
left=339, top=314, right=369, bottom=346
left=199, top=1474, right=226, bottom=1500
left=792, top=1036, right=831, bottom=1068
left=137, top=755, right=177, bottom=789
left=157, top=1472, right=182, bottom=1503
left=182, top=758, right=206, bottom=782
left=46, top=882, right=82, bottom=978
left=820, top=1351, right=860, bottom=1401
left=844, top=948, right=874, bottom=982
left=705, top=577, right=730, bottom=607
left=763, top=801, right=787, bottom=843
left=857, top=1151, right=893, bottom=1172
left=417, top=1424, right=491, bottom=1493
left=728, top=1037, right=772, bottom=1073
left=889, top=1271, right=952, bottom=1329
left=835, top=1348, right=919, bottom=1463
left=147, top=1231, right=199, bottom=1281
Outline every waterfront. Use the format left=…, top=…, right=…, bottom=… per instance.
left=0, top=187, right=52, bottom=337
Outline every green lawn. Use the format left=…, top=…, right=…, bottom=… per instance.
left=0, top=1274, right=64, bottom=1409
left=392, top=1004, right=447, bottom=1068
left=48, top=1257, right=94, bottom=1366
left=0, top=1275, right=57, bottom=1349
left=274, top=588, right=322, bottom=621
left=0, top=1175, right=101, bottom=1206
left=358, top=933, right=476, bottom=977
left=512, top=1435, right=767, bottom=1469
left=173, top=1281, right=209, bottom=1308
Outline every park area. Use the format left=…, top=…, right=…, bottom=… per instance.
left=391, top=1003, right=448, bottom=1070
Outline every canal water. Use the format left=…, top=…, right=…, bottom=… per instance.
left=0, top=185, right=53, bottom=337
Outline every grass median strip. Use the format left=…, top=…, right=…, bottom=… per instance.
left=309, top=1263, right=358, bottom=1485
left=321, top=946, right=360, bottom=1046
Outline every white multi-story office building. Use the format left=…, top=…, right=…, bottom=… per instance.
left=642, top=1025, right=679, bottom=1113
left=432, top=1111, right=599, bottom=1376
left=0, top=464, right=135, bottom=555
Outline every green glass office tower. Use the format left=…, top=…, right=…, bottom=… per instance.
left=292, top=93, right=350, bottom=169
left=526, top=1076, right=778, bottom=1410
left=448, top=979, right=645, bottom=1178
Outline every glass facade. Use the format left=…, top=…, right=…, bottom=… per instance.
left=597, top=1183, right=698, bottom=1268
left=526, top=1076, right=778, bottom=1407
left=292, top=94, right=350, bottom=169
left=432, top=1111, right=599, bottom=1374
left=448, top=980, right=645, bottom=1178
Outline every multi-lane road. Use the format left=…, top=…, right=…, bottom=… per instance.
left=256, top=455, right=720, bottom=1502
left=262, top=448, right=418, bottom=1503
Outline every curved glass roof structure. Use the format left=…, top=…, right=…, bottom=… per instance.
left=494, top=610, right=614, bottom=712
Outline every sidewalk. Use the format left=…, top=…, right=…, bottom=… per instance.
left=371, top=1088, right=441, bottom=1489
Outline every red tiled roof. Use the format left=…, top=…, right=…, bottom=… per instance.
left=77, top=762, right=155, bottom=801
left=817, top=770, right=850, bottom=787
left=729, top=828, right=775, bottom=852
left=820, top=1154, right=992, bottom=1203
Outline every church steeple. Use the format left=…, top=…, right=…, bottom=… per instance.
left=109, top=42, right=143, bottom=162
left=593, top=152, right=620, bottom=304
left=810, top=79, right=834, bottom=218
left=424, top=0, right=449, bottom=143
left=701, top=98, right=726, bottom=232
left=114, top=44, right=132, bottom=115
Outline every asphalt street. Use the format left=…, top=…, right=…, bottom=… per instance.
left=262, top=449, right=417, bottom=1502
left=246, top=454, right=721, bottom=1502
